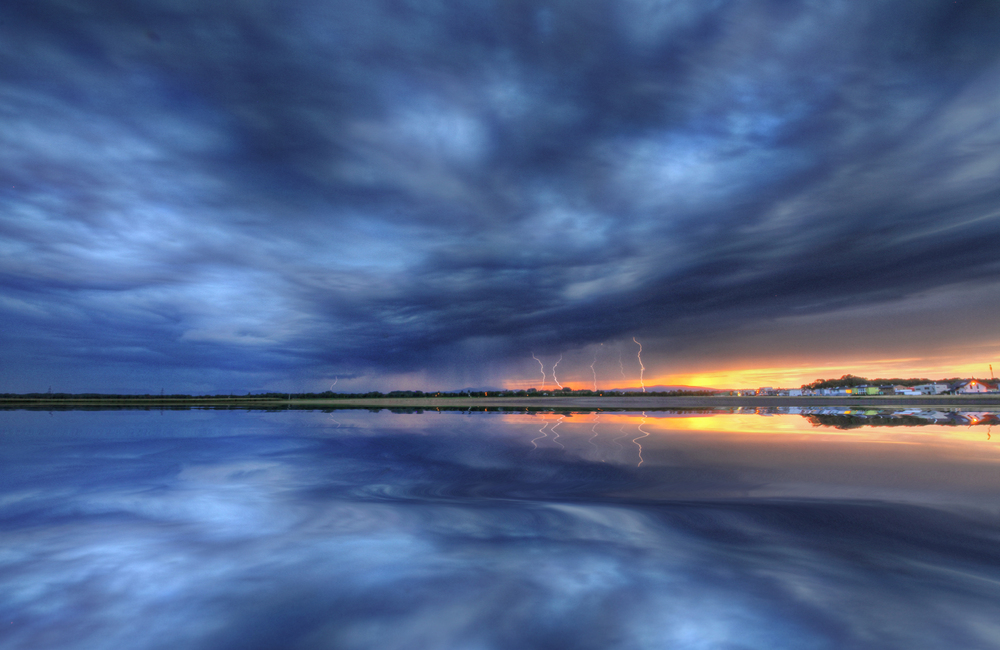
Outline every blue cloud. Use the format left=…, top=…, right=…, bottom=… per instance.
left=3, top=0, right=1000, bottom=390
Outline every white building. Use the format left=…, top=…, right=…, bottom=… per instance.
left=954, top=380, right=990, bottom=394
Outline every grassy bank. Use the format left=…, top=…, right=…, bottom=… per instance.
left=3, top=394, right=1000, bottom=410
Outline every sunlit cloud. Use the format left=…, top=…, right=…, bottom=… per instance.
left=667, top=354, right=1000, bottom=389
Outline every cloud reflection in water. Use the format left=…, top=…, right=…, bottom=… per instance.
left=1, top=408, right=1000, bottom=649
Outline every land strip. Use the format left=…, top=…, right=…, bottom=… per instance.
left=4, top=395, right=1000, bottom=410
left=294, top=395, right=1000, bottom=409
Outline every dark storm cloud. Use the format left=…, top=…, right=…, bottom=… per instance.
left=2, top=0, right=1000, bottom=389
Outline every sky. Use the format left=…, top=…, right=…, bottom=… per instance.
left=2, top=0, right=1000, bottom=393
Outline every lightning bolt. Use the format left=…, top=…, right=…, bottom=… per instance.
left=552, top=354, right=563, bottom=389
left=633, top=337, right=646, bottom=393
left=618, top=350, right=626, bottom=382
left=633, top=411, right=650, bottom=466
left=330, top=377, right=338, bottom=391
left=532, top=353, right=547, bottom=389
left=550, top=415, right=565, bottom=448
left=590, top=346, right=600, bottom=391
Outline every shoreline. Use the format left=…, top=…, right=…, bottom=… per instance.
left=3, top=394, right=1000, bottom=410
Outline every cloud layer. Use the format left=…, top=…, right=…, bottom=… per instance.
left=3, top=0, right=1000, bottom=391
left=4, top=409, right=1000, bottom=648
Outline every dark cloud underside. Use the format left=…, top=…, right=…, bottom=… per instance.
left=2, top=0, right=1000, bottom=390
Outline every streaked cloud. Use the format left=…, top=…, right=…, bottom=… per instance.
left=2, top=0, right=1000, bottom=391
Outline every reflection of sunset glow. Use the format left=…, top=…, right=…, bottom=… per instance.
left=499, top=410, right=1000, bottom=449
left=321, top=409, right=1000, bottom=502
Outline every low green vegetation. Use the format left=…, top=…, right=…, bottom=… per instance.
left=0, top=388, right=718, bottom=401
left=802, top=374, right=992, bottom=390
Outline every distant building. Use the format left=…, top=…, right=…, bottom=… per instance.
left=912, top=383, right=949, bottom=395
left=954, top=380, right=991, bottom=394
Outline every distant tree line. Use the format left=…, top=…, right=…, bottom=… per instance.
left=0, top=392, right=210, bottom=400
left=1, top=389, right=718, bottom=400
left=801, top=374, right=992, bottom=390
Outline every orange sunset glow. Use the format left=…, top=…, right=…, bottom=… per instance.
left=503, top=351, right=999, bottom=392
left=666, top=356, right=999, bottom=390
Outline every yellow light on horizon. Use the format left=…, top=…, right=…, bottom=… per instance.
left=495, top=410, right=1000, bottom=448
left=658, top=357, right=999, bottom=390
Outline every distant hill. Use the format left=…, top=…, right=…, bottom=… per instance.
left=604, top=384, right=717, bottom=393
left=447, top=386, right=506, bottom=393
left=445, top=384, right=718, bottom=393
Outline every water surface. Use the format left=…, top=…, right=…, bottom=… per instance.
left=2, top=408, right=999, bottom=649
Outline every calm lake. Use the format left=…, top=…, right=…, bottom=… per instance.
left=2, top=407, right=1000, bottom=649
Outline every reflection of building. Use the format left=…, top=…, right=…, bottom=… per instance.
left=798, top=407, right=1000, bottom=427
left=955, top=412, right=1000, bottom=425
